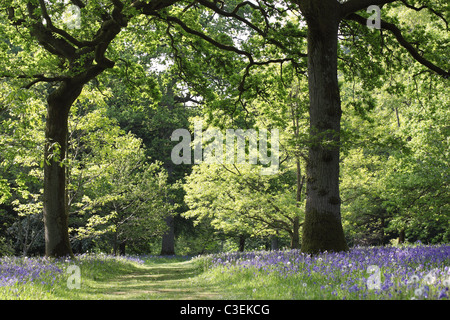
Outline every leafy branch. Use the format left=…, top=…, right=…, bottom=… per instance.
left=345, top=12, right=449, bottom=78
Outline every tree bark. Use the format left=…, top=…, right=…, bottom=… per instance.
left=160, top=215, right=175, bottom=255
left=291, top=154, right=304, bottom=249
left=398, top=229, right=405, bottom=244
left=238, top=234, right=246, bottom=252
left=270, top=234, right=279, bottom=250
left=119, top=241, right=126, bottom=255
left=43, top=81, right=82, bottom=258
left=160, top=154, right=176, bottom=255
left=300, top=0, right=348, bottom=254
left=291, top=216, right=300, bottom=249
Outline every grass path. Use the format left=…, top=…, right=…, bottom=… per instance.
left=77, top=259, right=224, bottom=300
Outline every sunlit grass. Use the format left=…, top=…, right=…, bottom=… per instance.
left=0, top=254, right=144, bottom=299
left=0, top=254, right=222, bottom=300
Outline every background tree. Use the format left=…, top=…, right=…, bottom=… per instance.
left=340, top=63, right=449, bottom=245
left=64, top=96, right=174, bottom=255
left=182, top=62, right=309, bottom=249
left=0, top=77, right=174, bottom=255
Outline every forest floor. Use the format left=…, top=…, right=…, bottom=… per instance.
left=2, top=245, right=448, bottom=300
left=78, top=259, right=224, bottom=300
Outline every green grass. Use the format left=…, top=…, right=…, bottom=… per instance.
left=74, top=259, right=223, bottom=300
left=195, top=264, right=366, bottom=299
left=192, top=245, right=450, bottom=300
left=0, top=255, right=226, bottom=300
left=195, top=264, right=448, bottom=300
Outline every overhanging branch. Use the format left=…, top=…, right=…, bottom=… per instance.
left=0, top=74, right=70, bottom=89
left=155, top=12, right=304, bottom=97
left=340, top=0, right=397, bottom=18
left=22, top=75, right=70, bottom=89
left=161, top=14, right=254, bottom=60
left=346, top=13, right=449, bottom=78
left=399, top=0, right=448, bottom=30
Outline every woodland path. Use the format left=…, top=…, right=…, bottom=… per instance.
left=84, top=259, right=223, bottom=300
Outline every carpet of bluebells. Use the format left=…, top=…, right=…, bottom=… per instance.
left=0, top=253, right=144, bottom=299
left=199, top=244, right=450, bottom=300
left=1, top=245, right=449, bottom=300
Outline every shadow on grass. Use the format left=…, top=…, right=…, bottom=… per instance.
left=76, top=260, right=224, bottom=300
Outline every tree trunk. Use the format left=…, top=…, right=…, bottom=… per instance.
left=238, top=234, right=246, bottom=252
left=291, top=216, right=301, bottom=249
left=43, top=82, right=82, bottom=258
left=160, top=215, right=175, bottom=255
left=300, top=1, right=348, bottom=254
left=398, top=229, right=405, bottom=244
left=291, top=156, right=304, bottom=250
left=161, top=159, right=176, bottom=255
left=270, top=234, right=279, bottom=250
left=119, top=241, right=126, bottom=255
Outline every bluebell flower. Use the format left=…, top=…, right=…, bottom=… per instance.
left=438, top=289, right=448, bottom=299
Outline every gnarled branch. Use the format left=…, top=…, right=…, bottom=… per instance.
left=399, top=0, right=448, bottom=30
left=340, top=0, right=397, bottom=18
left=346, top=12, right=449, bottom=78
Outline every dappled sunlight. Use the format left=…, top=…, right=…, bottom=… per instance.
left=74, top=260, right=225, bottom=300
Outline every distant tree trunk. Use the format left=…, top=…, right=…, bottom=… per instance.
left=270, top=234, right=279, bottom=250
left=113, top=229, right=119, bottom=255
left=161, top=158, right=176, bottom=255
left=119, top=241, right=126, bottom=255
left=43, top=82, right=82, bottom=258
left=300, top=1, right=348, bottom=254
left=398, top=229, right=405, bottom=244
left=380, top=216, right=386, bottom=245
left=160, top=215, right=175, bottom=255
left=22, top=216, right=30, bottom=256
left=238, top=234, right=246, bottom=252
left=291, top=216, right=300, bottom=249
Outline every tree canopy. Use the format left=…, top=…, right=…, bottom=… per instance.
left=0, top=0, right=448, bottom=256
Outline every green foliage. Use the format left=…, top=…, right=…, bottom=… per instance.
left=65, top=90, right=176, bottom=253
left=0, top=0, right=448, bottom=256
left=340, top=57, right=449, bottom=246
left=0, top=80, right=176, bottom=254
left=184, top=162, right=301, bottom=239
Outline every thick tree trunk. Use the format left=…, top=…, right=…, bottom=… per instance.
left=43, top=82, right=82, bottom=258
left=300, top=1, right=348, bottom=254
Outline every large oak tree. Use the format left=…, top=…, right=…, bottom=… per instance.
left=183, top=0, right=448, bottom=253
left=2, top=0, right=178, bottom=257
left=295, top=0, right=448, bottom=253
